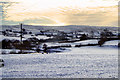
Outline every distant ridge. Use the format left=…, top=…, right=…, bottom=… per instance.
left=1, top=24, right=118, bottom=33
left=1, top=24, right=117, bottom=28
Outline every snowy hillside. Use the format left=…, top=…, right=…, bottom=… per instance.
left=0, top=43, right=118, bottom=78
left=0, top=25, right=118, bottom=78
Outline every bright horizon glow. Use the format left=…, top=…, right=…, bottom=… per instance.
left=1, top=0, right=119, bottom=26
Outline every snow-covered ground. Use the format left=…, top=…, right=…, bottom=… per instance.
left=0, top=35, right=20, bottom=41
left=23, top=35, right=50, bottom=40
left=0, top=40, right=118, bottom=78
left=0, top=34, right=50, bottom=41
left=1, top=49, right=36, bottom=54
left=45, top=39, right=99, bottom=47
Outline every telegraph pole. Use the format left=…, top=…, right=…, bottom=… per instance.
left=20, top=23, right=23, bottom=43
left=20, top=23, right=23, bottom=53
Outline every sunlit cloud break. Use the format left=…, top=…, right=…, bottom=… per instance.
left=1, top=0, right=119, bottom=26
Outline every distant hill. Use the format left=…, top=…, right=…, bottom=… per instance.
left=1, top=25, right=118, bottom=33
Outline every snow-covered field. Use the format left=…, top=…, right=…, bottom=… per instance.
left=45, top=39, right=99, bottom=47
left=0, top=35, right=50, bottom=41
left=0, top=40, right=118, bottom=78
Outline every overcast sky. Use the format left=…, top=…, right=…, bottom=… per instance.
left=0, top=0, right=119, bottom=26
